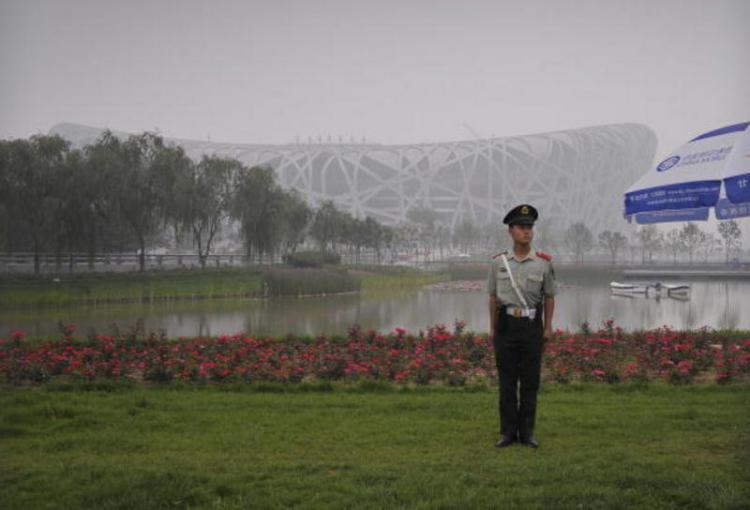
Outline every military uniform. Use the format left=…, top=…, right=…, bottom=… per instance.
left=487, top=204, right=557, bottom=448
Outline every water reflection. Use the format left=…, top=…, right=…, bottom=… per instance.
left=1, top=278, right=748, bottom=338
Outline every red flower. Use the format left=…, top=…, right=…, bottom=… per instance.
left=10, top=330, right=26, bottom=341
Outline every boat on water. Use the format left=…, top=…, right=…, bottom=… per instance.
left=610, top=281, right=690, bottom=299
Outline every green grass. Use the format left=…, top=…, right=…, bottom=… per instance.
left=445, top=262, right=490, bottom=281
left=263, top=267, right=360, bottom=296
left=0, top=269, right=265, bottom=307
left=0, top=265, right=447, bottom=308
left=1, top=384, right=748, bottom=509
left=355, top=265, right=448, bottom=291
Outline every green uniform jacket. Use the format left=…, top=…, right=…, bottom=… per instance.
left=486, top=250, right=557, bottom=307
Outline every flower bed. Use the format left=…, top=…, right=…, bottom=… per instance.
left=1, top=321, right=748, bottom=385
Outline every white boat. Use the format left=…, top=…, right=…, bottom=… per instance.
left=610, top=281, right=648, bottom=294
left=610, top=281, right=690, bottom=299
left=662, top=283, right=691, bottom=297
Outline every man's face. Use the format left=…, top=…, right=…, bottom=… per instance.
left=509, top=224, right=534, bottom=244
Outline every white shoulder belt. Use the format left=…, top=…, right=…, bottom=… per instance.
left=500, top=253, right=530, bottom=309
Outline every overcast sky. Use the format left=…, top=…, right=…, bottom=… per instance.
left=1, top=0, right=748, bottom=158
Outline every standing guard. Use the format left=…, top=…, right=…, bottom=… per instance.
left=487, top=204, right=557, bottom=448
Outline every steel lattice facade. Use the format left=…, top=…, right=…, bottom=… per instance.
left=51, top=123, right=656, bottom=234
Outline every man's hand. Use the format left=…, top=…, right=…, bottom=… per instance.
left=542, top=297, right=555, bottom=345
left=489, top=295, right=497, bottom=342
left=543, top=326, right=552, bottom=344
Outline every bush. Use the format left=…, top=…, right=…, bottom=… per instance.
left=262, top=267, right=359, bottom=296
left=447, top=263, right=489, bottom=281
left=283, top=251, right=341, bottom=268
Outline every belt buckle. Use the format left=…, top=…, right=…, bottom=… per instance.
left=513, top=308, right=522, bottom=318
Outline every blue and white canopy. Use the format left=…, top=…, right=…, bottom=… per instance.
left=624, top=122, right=750, bottom=224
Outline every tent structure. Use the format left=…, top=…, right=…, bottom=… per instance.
left=624, top=122, right=750, bottom=224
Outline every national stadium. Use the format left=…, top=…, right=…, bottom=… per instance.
left=50, top=123, right=657, bottom=235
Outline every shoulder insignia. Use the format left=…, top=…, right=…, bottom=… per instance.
left=536, top=250, right=552, bottom=261
left=491, top=251, right=507, bottom=259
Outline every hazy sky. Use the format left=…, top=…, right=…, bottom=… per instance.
left=1, top=0, right=749, bottom=159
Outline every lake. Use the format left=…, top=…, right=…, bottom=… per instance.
left=1, top=275, right=748, bottom=338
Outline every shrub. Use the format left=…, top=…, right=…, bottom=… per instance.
left=283, top=251, right=341, bottom=268
left=262, top=267, right=359, bottom=297
left=447, top=263, right=489, bottom=281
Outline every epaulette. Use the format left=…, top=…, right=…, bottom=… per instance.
left=491, top=251, right=507, bottom=259
left=536, top=250, right=552, bottom=261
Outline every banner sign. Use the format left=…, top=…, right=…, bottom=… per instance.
left=715, top=198, right=750, bottom=220
left=635, top=208, right=709, bottom=224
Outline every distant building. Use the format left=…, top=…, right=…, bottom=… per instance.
left=50, top=122, right=656, bottom=234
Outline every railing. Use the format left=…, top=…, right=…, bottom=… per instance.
left=0, top=253, right=255, bottom=274
left=1, top=251, right=746, bottom=275
left=0, top=250, right=391, bottom=274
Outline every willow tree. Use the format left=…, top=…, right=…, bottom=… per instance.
left=231, top=166, right=278, bottom=262
left=174, top=155, right=240, bottom=268
left=93, top=131, right=191, bottom=271
left=0, top=135, right=70, bottom=274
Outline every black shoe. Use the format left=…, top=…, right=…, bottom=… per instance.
left=495, top=435, right=517, bottom=448
left=520, top=436, right=539, bottom=449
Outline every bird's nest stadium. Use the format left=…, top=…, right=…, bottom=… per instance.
left=51, top=122, right=656, bottom=235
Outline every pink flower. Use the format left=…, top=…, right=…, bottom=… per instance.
left=10, top=330, right=26, bottom=341
left=624, top=362, right=638, bottom=376
left=394, top=370, right=409, bottom=381
left=677, top=360, right=693, bottom=375
left=591, top=338, right=613, bottom=346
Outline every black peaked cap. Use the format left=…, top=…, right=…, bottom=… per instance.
left=503, top=204, right=538, bottom=225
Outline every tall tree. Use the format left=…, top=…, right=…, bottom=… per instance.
left=564, top=222, right=593, bottom=264
left=277, top=189, right=312, bottom=257
left=453, top=218, right=478, bottom=254
left=95, top=131, right=190, bottom=271
left=231, top=166, right=279, bottom=262
left=362, top=216, right=387, bottom=263
left=407, top=206, right=438, bottom=261
left=346, top=216, right=370, bottom=264
left=174, top=155, right=239, bottom=268
left=718, top=220, right=742, bottom=263
left=58, top=146, right=116, bottom=269
left=598, top=230, right=628, bottom=265
left=678, top=222, right=702, bottom=265
left=664, top=229, right=683, bottom=264
left=637, top=225, right=663, bottom=264
left=0, top=135, right=70, bottom=274
left=436, top=223, right=452, bottom=260
left=310, top=200, right=346, bottom=253
left=0, top=141, right=11, bottom=252
left=698, top=232, right=720, bottom=263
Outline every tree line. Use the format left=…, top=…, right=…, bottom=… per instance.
left=395, top=209, right=743, bottom=266
left=563, top=221, right=743, bottom=265
left=0, top=133, right=394, bottom=273
left=1, top=133, right=744, bottom=272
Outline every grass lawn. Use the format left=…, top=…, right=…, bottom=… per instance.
left=0, top=269, right=265, bottom=307
left=0, top=265, right=447, bottom=308
left=1, top=384, right=748, bottom=509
